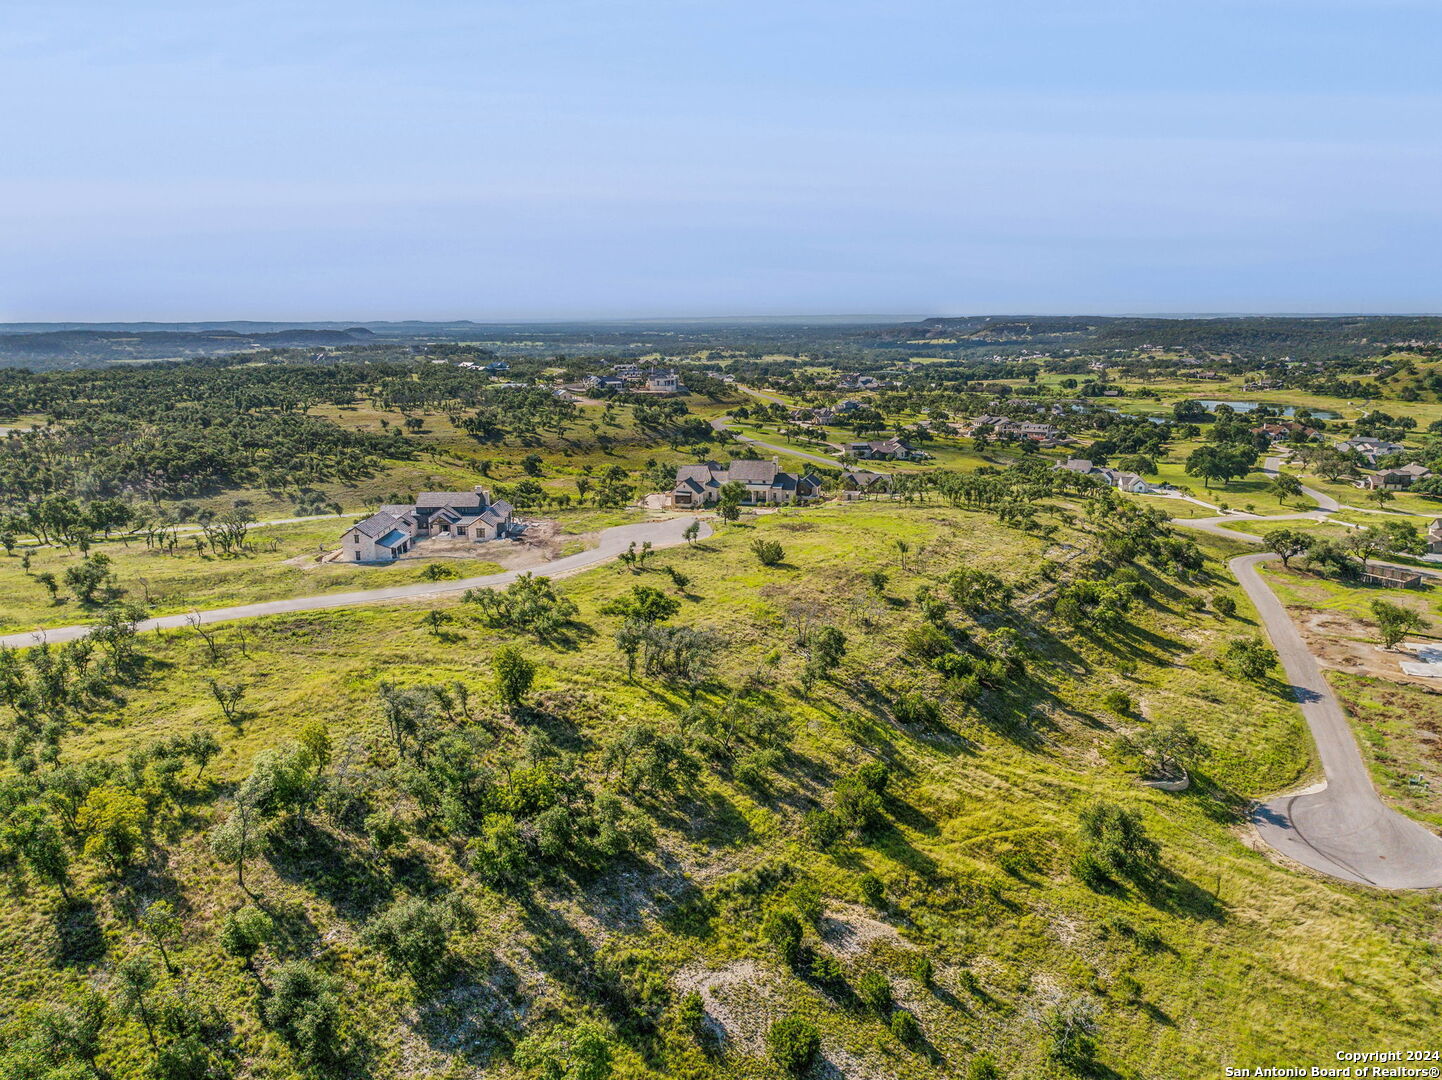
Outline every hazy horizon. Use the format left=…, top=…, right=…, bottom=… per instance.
left=4, top=0, right=1440, bottom=320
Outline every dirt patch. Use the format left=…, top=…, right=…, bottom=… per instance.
left=283, top=551, right=330, bottom=567
left=816, top=907, right=912, bottom=957
left=672, top=960, right=786, bottom=1053
left=1295, top=607, right=1442, bottom=687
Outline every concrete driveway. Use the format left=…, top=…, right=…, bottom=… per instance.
left=0, top=516, right=711, bottom=649
left=1230, top=552, right=1442, bottom=888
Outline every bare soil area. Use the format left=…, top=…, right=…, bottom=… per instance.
left=1294, top=607, right=1442, bottom=687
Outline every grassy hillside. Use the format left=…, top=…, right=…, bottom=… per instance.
left=3, top=493, right=1441, bottom=1079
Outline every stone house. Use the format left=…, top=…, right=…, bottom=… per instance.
left=669, top=460, right=822, bottom=508
left=341, top=487, right=515, bottom=562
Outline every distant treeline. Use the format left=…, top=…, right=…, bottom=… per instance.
left=0, top=326, right=379, bottom=367
left=868, top=315, right=1442, bottom=359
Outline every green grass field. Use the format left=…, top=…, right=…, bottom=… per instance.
left=6, top=498, right=1442, bottom=1078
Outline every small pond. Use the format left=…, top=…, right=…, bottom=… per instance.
left=1194, top=400, right=1339, bottom=419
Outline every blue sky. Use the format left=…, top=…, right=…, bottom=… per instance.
left=2, top=0, right=1439, bottom=320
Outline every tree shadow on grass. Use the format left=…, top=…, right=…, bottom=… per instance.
left=866, top=821, right=940, bottom=878
left=515, top=699, right=587, bottom=753
left=412, top=960, right=526, bottom=1067
left=883, top=793, right=940, bottom=839
left=51, top=898, right=107, bottom=970
left=267, top=819, right=394, bottom=920
left=1136, top=865, right=1227, bottom=923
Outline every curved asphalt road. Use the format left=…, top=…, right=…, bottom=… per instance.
left=1261, top=454, right=1341, bottom=512
left=0, top=516, right=710, bottom=650
left=1178, top=466, right=1442, bottom=887
left=1229, top=551, right=1442, bottom=888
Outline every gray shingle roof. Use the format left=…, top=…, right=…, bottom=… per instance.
left=353, top=512, right=406, bottom=539
left=478, top=501, right=514, bottom=527
left=725, top=459, right=780, bottom=483
left=415, top=491, right=486, bottom=509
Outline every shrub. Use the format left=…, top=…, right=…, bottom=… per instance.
left=966, top=1053, right=1001, bottom=1080
left=944, top=672, right=983, bottom=703
left=218, top=906, right=275, bottom=964
left=1212, top=593, right=1236, bottom=618
left=762, top=907, right=804, bottom=966
left=1046, top=999, right=1099, bottom=1070
left=955, top=967, right=979, bottom=996
left=466, top=572, right=579, bottom=638
left=903, top=622, right=951, bottom=659
left=808, top=951, right=846, bottom=987
left=910, top=953, right=934, bottom=988
left=262, top=962, right=346, bottom=1071
left=803, top=809, right=844, bottom=850
left=676, top=990, right=705, bottom=1037
left=735, top=748, right=782, bottom=788
left=493, top=646, right=536, bottom=710
left=834, top=776, right=885, bottom=832
left=1224, top=636, right=1277, bottom=681
left=767, top=1016, right=820, bottom=1075
left=858, top=873, right=885, bottom=909
left=784, top=881, right=824, bottom=925
left=856, top=970, right=892, bottom=1014
left=932, top=652, right=974, bottom=678
left=808, top=625, right=847, bottom=668
left=421, top=562, right=459, bottom=580
left=1072, top=851, right=1111, bottom=890
left=514, top=1020, right=613, bottom=1080
left=364, top=808, right=408, bottom=852
left=893, top=692, right=941, bottom=726
left=1101, top=690, right=1132, bottom=716
left=468, top=813, right=528, bottom=887
left=360, top=894, right=453, bottom=984
left=1078, top=800, right=1161, bottom=881
left=601, top=584, right=680, bottom=624
left=855, top=762, right=889, bottom=794
left=889, top=1009, right=921, bottom=1044
left=1113, top=973, right=1143, bottom=1003
left=751, top=538, right=785, bottom=566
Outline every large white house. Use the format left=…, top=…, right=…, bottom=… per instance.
left=341, top=487, right=516, bottom=562
left=1053, top=459, right=1156, bottom=494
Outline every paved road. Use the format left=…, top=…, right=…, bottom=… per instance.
left=1176, top=512, right=1442, bottom=588
left=0, top=517, right=710, bottom=649
left=1180, top=510, right=1336, bottom=545
left=1262, top=454, right=1341, bottom=511
left=1229, top=551, right=1442, bottom=888
left=708, top=417, right=839, bottom=468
